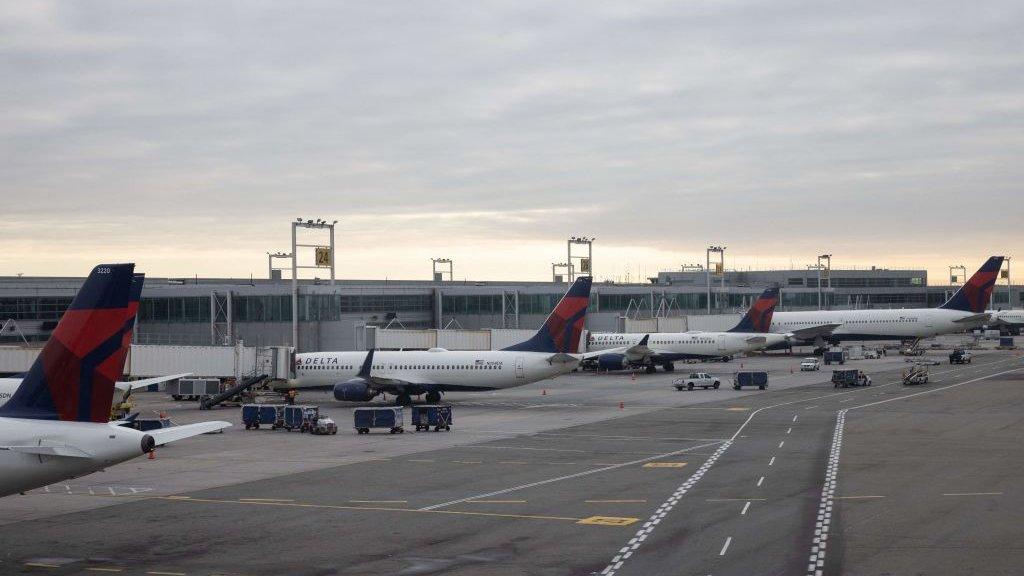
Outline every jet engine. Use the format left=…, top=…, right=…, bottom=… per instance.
left=597, top=354, right=628, bottom=372
left=333, top=380, right=379, bottom=402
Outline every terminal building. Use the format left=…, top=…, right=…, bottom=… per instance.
left=1, top=266, right=1019, bottom=352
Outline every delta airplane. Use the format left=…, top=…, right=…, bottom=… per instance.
left=0, top=264, right=230, bottom=498
left=283, top=276, right=592, bottom=405
left=0, top=273, right=189, bottom=408
left=986, top=309, right=1024, bottom=335
left=582, top=287, right=811, bottom=372
left=769, top=256, right=1004, bottom=346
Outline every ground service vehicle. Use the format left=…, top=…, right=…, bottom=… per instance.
left=949, top=350, right=972, bottom=364
left=904, top=366, right=929, bottom=385
left=673, top=373, right=721, bottom=391
left=832, top=369, right=871, bottom=388
left=800, top=358, right=821, bottom=371
left=733, top=371, right=768, bottom=390
left=823, top=350, right=846, bottom=365
left=411, top=405, right=453, bottom=431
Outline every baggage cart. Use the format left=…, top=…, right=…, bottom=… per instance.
left=353, top=407, right=404, bottom=434
left=242, top=404, right=285, bottom=430
left=284, top=405, right=320, bottom=432
left=832, top=369, right=871, bottom=388
left=733, top=371, right=768, bottom=390
left=411, top=405, right=452, bottom=432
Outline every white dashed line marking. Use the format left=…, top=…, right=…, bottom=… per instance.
left=757, top=476, right=765, bottom=487
left=778, top=441, right=785, bottom=448
left=786, top=427, right=792, bottom=434
left=793, top=415, right=799, bottom=422
left=720, top=536, right=732, bottom=556
left=769, top=456, right=776, bottom=466
left=741, top=501, right=751, bottom=515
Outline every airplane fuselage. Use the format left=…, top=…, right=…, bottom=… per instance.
left=587, top=331, right=789, bottom=360
left=0, top=418, right=152, bottom=497
left=770, top=308, right=987, bottom=342
left=289, top=349, right=577, bottom=393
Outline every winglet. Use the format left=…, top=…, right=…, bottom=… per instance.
left=357, top=350, right=375, bottom=379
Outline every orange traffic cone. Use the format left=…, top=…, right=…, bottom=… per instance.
left=148, top=450, right=155, bottom=460
left=619, top=401, right=624, bottom=410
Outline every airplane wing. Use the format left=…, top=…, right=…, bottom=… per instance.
left=115, top=373, right=192, bottom=391
left=144, top=421, right=231, bottom=445
left=0, top=445, right=92, bottom=458
left=789, top=324, right=842, bottom=340
left=953, top=313, right=993, bottom=324
left=583, top=335, right=653, bottom=361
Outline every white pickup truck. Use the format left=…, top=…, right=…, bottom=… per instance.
left=800, top=357, right=821, bottom=371
left=673, top=372, right=721, bottom=391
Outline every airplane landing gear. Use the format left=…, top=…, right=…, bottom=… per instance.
left=425, top=391, right=441, bottom=403
left=396, top=394, right=413, bottom=406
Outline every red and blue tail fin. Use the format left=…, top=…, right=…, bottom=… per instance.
left=728, top=287, right=779, bottom=333
left=0, top=264, right=135, bottom=422
left=502, top=276, right=593, bottom=353
left=940, top=256, right=1004, bottom=313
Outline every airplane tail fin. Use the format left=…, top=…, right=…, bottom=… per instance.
left=940, top=256, right=1004, bottom=313
left=728, top=287, right=780, bottom=333
left=0, top=264, right=135, bottom=422
left=502, top=276, right=593, bottom=353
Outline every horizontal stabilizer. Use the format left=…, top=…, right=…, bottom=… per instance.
left=790, top=323, right=842, bottom=340
left=0, top=444, right=93, bottom=458
left=546, top=352, right=581, bottom=365
left=745, top=336, right=767, bottom=345
left=115, top=373, right=193, bottom=391
left=146, top=421, right=231, bottom=444
left=953, top=313, right=992, bottom=324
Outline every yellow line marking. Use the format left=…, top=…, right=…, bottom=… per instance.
left=706, top=498, right=768, bottom=502
left=643, top=462, right=687, bottom=468
left=452, top=460, right=483, bottom=464
left=726, top=407, right=750, bottom=411
left=407, top=459, right=436, bottom=462
left=86, top=569, right=124, bottom=573
left=497, top=461, right=528, bottom=464
left=146, top=572, right=186, bottom=576
left=164, top=495, right=191, bottom=500
left=836, top=495, right=887, bottom=499
left=465, top=499, right=527, bottom=504
left=349, top=500, right=408, bottom=503
left=585, top=499, right=647, bottom=503
left=942, top=492, right=1003, bottom=496
left=25, top=563, right=59, bottom=568
left=158, top=496, right=584, bottom=523
left=577, top=516, right=640, bottom=526
left=239, top=498, right=294, bottom=502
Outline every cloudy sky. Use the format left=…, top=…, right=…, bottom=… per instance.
left=2, top=1, right=1022, bottom=282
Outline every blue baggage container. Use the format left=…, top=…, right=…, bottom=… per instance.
left=258, top=405, right=282, bottom=429
left=733, top=371, right=768, bottom=390
left=411, top=405, right=452, bottom=432
left=242, top=404, right=261, bottom=429
left=284, top=405, right=319, bottom=432
left=353, top=407, right=404, bottom=434
left=999, top=336, right=1015, bottom=348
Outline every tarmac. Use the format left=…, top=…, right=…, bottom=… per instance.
left=1, top=339, right=1021, bottom=576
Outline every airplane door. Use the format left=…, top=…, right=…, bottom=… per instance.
left=515, top=356, right=525, bottom=381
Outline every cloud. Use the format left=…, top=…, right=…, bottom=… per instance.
left=1, top=1, right=1022, bottom=281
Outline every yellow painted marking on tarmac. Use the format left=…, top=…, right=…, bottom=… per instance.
left=86, top=569, right=124, bottom=573
left=643, top=462, right=687, bottom=468
left=585, top=499, right=647, bottom=503
left=942, top=492, right=1003, bottom=496
left=24, top=563, right=59, bottom=569
left=157, top=495, right=585, bottom=524
left=164, top=495, right=191, bottom=500
left=465, top=499, right=527, bottom=504
left=498, top=461, right=528, bottom=464
left=146, top=572, right=186, bottom=576
left=577, top=516, right=640, bottom=527
left=726, top=407, right=750, bottom=411
left=835, top=495, right=886, bottom=500
left=453, top=460, right=483, bottom=464
left=239, top=498, right=294, bottom=502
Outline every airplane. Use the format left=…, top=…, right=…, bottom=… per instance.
left=985, top=309, right=1024, bottom=335
left=769, top=256, right=1005, bottom=346
left=281, top=276, right=593, bottom=405
left=581, top=287, right=806, bottom=372
left=0, top=273, right=190, bottom=408
left=0, top=263, right=230, bottom=498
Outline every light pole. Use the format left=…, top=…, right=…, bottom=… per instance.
left=431, top=258, right=453, bottom=282
left=706, top=246, right=725, bottom=313
left=817, top=254, right=831, bottom=310
left=291, top=218, right=338, bottom=351
left=568, top=236, right=594, bottom=281
left=267, top=251, right=292, bottom=280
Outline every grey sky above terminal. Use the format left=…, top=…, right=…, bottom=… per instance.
left=2, top=1, right=1022, bottom=279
